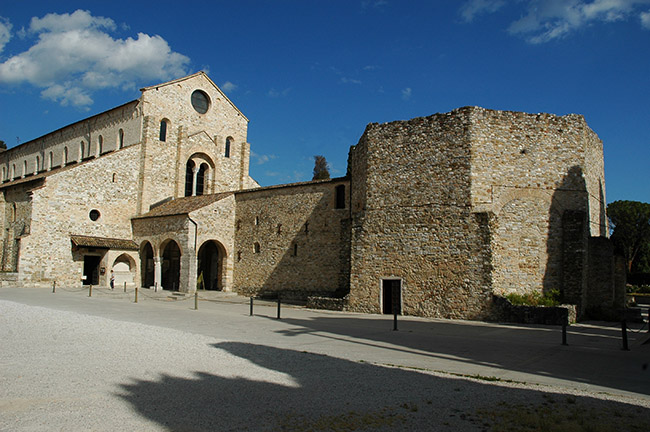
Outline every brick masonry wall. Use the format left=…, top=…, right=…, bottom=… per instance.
left=347, top=112, right=493, bottom=319
left=233, top=179, right=351, bottom=298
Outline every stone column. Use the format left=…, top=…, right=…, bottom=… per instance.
left=154, top=256, right=162, bottom=290
left=191, top=166, right=199, bottom=196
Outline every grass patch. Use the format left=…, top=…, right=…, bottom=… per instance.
left=477, top=396, right=650, bottom=432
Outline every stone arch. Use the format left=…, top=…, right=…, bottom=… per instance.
left=183, top=153, right=215, bottom=196
left=140, top=241, right=155, bottom=288
left=197, top=240, right=227, bottom=291
left=112, top=253, right=136, bottom=288
left=161, top=239, right=181, bottom=291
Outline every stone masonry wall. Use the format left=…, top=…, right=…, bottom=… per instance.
left=0, top=101, right=142, bottom=182
left=139, top=73, right=250, bottom=214
left=468, top=107, right=605, bottom=298
left=233, top=179, right=351, bottom=299
left=18, top=145, right=142, bottom=287
left=348, top=112, right=493, bottom=319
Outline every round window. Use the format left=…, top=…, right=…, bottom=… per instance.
left=191, top=90, right=210, bottom=114
left=89, top=209, right=101, bottom=221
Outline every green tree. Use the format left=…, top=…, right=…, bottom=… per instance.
left=607, top=200, right=650, bottom=273
left=312, top=155, right=330, bottom=180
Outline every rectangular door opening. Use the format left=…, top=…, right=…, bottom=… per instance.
left=382, top=279, right=402, bottom=315
left=83, top=255, right=101, bottom=285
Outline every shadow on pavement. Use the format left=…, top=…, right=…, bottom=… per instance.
left=117, top=342, right=650, bottom=432
left=260, top=314, right=650, bottom=396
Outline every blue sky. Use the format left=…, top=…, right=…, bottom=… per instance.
left=1, top=1, right=649, bottom=204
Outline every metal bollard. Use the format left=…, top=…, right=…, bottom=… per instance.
left=194, top=291, right=198, bottom=310
left=277, top=295, right=281, bottom=320
left=621, top=319, right=629, bottom=351
left=562, top=322, right=568, bottom=346
left=124, top=281, right=127, bottom=293
left=52, top=281, right=56, bottom=293
left=88, top=284, right=92, bottom=297
left=250, top=297, right=254, bottom=316
left=135, top=286, right=138, bottom=303
left=393, top=309, right=398, bottom=331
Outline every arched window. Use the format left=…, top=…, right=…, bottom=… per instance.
left=64, top=147, right=69, bottom=166
left=79, top=141, right=84, bottom=161
left=118, top=129, right=124, bottom=149
left=159, top=120, right=168, bottom=142
left=35, top=155, right=40, bottom=174
left=48, top=152, right=53, bottom=170
left=11, top=164, right=15, bottom=180
left=1, top=166, right=5, bottom=181
left=98, top=135, right=104, bottom=155
left=254, top=242, right=261, bottom=254
left=196, top=163, right=208, bottom=196
left=184, top=160, right=195, bottom=197
left=22, top=160, right=27, bottom=177
left=225, top=137, right=232, bottom=158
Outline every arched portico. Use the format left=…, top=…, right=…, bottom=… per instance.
left=112, top=253, right=136, bottom=288
left=161, top=239, right=181, bottom=291
left=197, top=240, right=227, bottom=290
left=141, top=241, right=155, bottom=288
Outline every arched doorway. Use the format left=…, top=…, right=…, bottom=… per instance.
left=112, top=253, right=136, bottom=288
left=197, top=240, right=225, bottom=291
left=141, top=242, right=154, bottom=288
left=161, top=240, right=181, bottom=291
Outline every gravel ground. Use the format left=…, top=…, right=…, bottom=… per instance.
left=1, top=298, right=649, bottom=431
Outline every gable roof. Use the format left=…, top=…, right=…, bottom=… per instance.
left=140, top=71, right=248, bottom=122
left=133, top=192, right=232, bottom=219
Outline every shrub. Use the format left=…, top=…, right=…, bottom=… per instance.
left=505, top=289, right=562, bottom=307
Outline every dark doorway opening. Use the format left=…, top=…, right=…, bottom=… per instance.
left=197, top=241, right=222, bottom=290
left=83, top=255, right=101, bottom=285
left=141, top=242, right=154, bottom=288
left=382, top=279, right=402, bottom=315
left=162, top=241, right=181, bottom=291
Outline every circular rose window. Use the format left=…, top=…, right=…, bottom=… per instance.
left=191, top=90, right=210, bottom=114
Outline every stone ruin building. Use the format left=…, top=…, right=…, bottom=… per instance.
left=0, top=72, right=624, bottom=320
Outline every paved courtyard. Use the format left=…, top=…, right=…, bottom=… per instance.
left=1, top=287, right=649, bottom=431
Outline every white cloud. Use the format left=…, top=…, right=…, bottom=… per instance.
left=221, top=81, right=237, bottom=93
left=0, top=17, right=12, bottom=52
left=460, top=0, right=505, bottom=22
left=509, top=0, right=650, bottom=43
left=340, top=77, right=362, bottom=84
left=0, top=9, right=189, bottom=107
left=251, top=151, right=277, bottom=165
left=641, top=10, right=650, bottom=27
left=267, top=87, right=291, bottom=98
left=401, top=87, right=412, bottom=101
left=461, top=0, right=650, bottom=43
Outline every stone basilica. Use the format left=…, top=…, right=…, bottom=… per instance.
left=0, top=72, right=623, bottom=319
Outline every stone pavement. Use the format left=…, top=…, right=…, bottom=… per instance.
left=1, top=286, right=648, bottom=400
